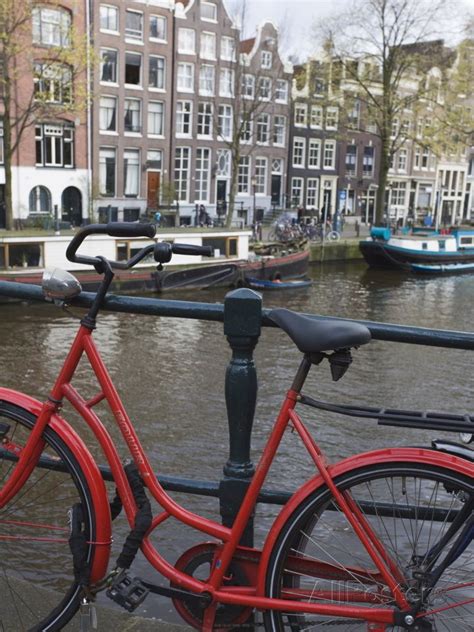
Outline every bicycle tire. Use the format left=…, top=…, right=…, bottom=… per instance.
left=0, top=401, right=97, bottom=631
left=327, top=230, right=341, bottom=241
left=264, top=461, right=473, bottom=631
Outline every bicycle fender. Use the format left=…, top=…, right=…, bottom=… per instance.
left=0, top=387, right=112, bottom=583
left=257, top=446, right=473, bottom=595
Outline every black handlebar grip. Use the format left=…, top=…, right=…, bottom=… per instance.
left=172, top=244, right=214, bottom=257
left=106, top=222, right=156, bottom=239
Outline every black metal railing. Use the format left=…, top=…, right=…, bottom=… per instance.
left=0, top=280, right=473, bottom=546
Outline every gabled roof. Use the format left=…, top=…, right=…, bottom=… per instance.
left=240, top=37, right=256, bottom=54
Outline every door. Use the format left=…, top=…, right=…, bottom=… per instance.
left=216, top=180, right=227, bottom=218
left=0, top=185, right=5, bottom=229
left=271, top=175, right=281, bottom=206
left=147, top=172, right=160, bottom=209
left=61, top=187, right=82, bottom=227
left=323, top=190, right=332, bottom=221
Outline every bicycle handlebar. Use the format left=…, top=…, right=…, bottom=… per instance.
left=66, top=222, right=213, bottom=273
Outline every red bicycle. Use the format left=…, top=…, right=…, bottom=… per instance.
left=0, top=223, right=472, bottom=631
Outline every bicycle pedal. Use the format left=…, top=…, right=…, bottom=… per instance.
left=106, top=572, right=149, bottom=612
left=79, top=599, right=97, bottom=631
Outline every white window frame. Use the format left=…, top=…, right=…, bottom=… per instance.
left=147, top=101, right=164, bottom=137
left=221, top=36, right=235, bottom=61
left=273, top=115, right=286, bottom=146
left=218, top=104, right=233, bottom=141
left=275, top=79, right=288, bottom=103
left=397, top=148, right=407, bottom=172
left=391, top=181, right=407, bottom=206
left=178, top=28, right=196, bottom=54
left=310, top=105, right=322, bottom=128
left=99, top=96, right=117, bottom=133
left=294, top=103, right=307, bottom=127
left=200, top=31, right=216, bottom=60
left=306, top=178, right=319, bottom=208
left=125, top=9, right=143, bottom=42
left=291, top=177, right=304, bottom=206
left=219, top=67, right=234, bottom=97
left=123, top=148, right=140, bottom=197
left=199, top=64, right=215, bottom=96
left=124, top=98, right=142, bottom=134
left=33, top=6, right=71, bottom=46
left=256, top=113, right=270, bottom=145
left=326, top=107, right=339, bottom=130
left=258, top=76, right=271, bottom=100
left=239, top=114, right=252, bottom=144
left=149, top=55, right=165, bottom=90
left=238, top=156, right=251, bottom=194
left=177, top=62, right=194, bottom=92
left=99, top=4, right=119, bottom=34
left=197, top=102, right=213, bottom=138
left=363, top=146, right=375, bottom=176
left=323, top=140, right=336, bottom=169
left=261, top=50, right=272, bottom=69
left=176, top=100, right=192, bottom=137
left=292, top=137, right=306, bottom=168
left=255, top=157, right=267, bottom=195
left=99, top=147, right=116, bottom=196
left=149, top=14, right=167, bottom=42
left=241, top=74, right=255, bottom=99
left=100, top=48, right=118, bottom=84
left=175, top=147, right=191, bottom=202
left=201, top=1, right=217, bottom=22
left=345, top=144, right=357, bottom=175
left=195, top=148, right=211, bottom=202
left=308, top=139, right=321, bottom=169
left=125, top=51, right=142, bottom=86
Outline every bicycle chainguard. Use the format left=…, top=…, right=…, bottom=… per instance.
left=106, top=570, right=149, bottom=612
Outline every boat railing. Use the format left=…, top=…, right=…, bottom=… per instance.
left=0, top=281, right=472, bottom=545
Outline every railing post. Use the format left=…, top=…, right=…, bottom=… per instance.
left=220, top=288, right=262, bottom=546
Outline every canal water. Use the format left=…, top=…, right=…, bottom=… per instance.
left=0, top=260, right=473, bottom=623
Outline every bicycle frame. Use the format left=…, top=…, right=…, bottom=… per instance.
left=1, top=319, right=472, bottom=630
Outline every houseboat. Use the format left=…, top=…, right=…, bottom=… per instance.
left=359, top=226, right=474, bottom=273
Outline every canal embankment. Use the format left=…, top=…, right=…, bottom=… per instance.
left=309, top=237, right=365, bottom=264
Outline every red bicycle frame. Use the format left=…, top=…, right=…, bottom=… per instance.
left=1, top=320, right=472, bottom=630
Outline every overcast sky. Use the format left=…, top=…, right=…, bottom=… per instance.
left=236, top=0, right=474, bottom=61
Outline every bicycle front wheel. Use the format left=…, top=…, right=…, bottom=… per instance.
left=264, top=462, right=473, bottom=631
left=0, top=402, right=97, bottom=631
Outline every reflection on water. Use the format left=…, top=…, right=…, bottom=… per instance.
left=0, top=261, right=473, bottom=622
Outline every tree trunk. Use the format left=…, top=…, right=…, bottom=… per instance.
left=225, top=144, right=240, bottom=230
left=3, top=84, right=14, bottom=231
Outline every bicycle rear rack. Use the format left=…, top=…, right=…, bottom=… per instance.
left=299, top=394, right=474, bottom=435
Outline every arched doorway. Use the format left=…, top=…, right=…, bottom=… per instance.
left=61, top=187, right=82, bottom=227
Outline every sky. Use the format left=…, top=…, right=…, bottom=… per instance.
left=235, top=0, right=474, bottom=61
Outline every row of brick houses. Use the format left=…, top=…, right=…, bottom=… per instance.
left=1, top=0, right=473, bottom=229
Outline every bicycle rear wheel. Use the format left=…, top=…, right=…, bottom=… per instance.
left=0, top=402, right=97, bottom=631
left=264, top=462, right=473, bottom=631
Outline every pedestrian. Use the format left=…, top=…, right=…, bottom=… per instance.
left=198, top=204, right=206, bottom=226
left=154, top=211, right=161, bottom=226
left=355, top=219, right=360, bottom=238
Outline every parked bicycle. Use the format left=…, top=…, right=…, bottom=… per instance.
left=300, top=221, right=341, bottom=243
left=0, top=222, right=472, bottom=631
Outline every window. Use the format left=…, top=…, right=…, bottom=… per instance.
left=294, top=103, right=307, bottom=126
left=147, top=149, right=162, bottom=170
left=273, top=115, right=286, bottom=146
left=100, top=49, right=118, bottom=83
left=34, top=63, right=72, bottom=104
left=221, top=37, right=235, bottom=61
left=216, top=149, right=230, bottom=176
left=307, top=178, right=319, bottom=208
left=32, top=6, right=71, bottom=46
left=150, top=15, right=166, bottom=40
left=149, top=56, right=165, bottom=89
left=398, top=148, right=407, bottom=172
left=99, top=148, right=116, bottom=196
left=241, top=74, right=254, bottom=98
left=197, top=102, right=213, bottom=137
left=239, top=114, right=252, bottom=143
left=200, top=32, right=216, bottom=59
left=175, top=147, right=190, bottom=201
left=261, top=51, right=272, bottom=69
left=391, top=182, right=406, bottom=206
left=391, top=117, right=399, bottom=139
left=176, top=101, right=192, bottom=136
left=401, top=118, right=411, bottom=137
left=291, top=177, right=304, bottom=205
left=323, top=140, right=336, bottom=169
left=199, top=65, right=215, bottom=95
left=125, top=52, right=142, bottom=85
left=238, top=156, right=250, bottom=194
left=219, top=68, right=234, bottom=97
left=29, top=186, right=51, bottom=213
left=218, top=105, right=232, bottom=140
left=35, top=123, right=74, bottom=167
left=275, top=79, right=288, bottom=102
left=148, top=101, right=164, bottom=136
left=201, top=2, right=217, bottom=21
left=363, top=146, right=374, bottom=176
left=345, top=144, right=357, bottom=175
left=100, top=5, right=118, bottom=33
left=326, top=107, right=338, bottom=130
left=256, top=114, right=270, bottom=144
left=124, top=149, right=140, bottom=197
left=347, top=100, right=360, bottom=128
left=255, top=158, right=267, bottom=194
left=125, top=10, right=143, bottom=40
left=124, top=98, right=141, bottom=133
left=310, top=105, right=322, bottom=128
left=293, top=137, right=305, bottom=168
left=195, top=148, right=211, bottom=202
left=177, top=62, right=194, bottom=92
left=308, top=139, right=321, bottom=168
left=422, top=148, right=430, bottom=169
left=258, top=77, right=271, bottom=100
left=414, top=145, right=421, bottom=168
left=178, top=28, right=195, bottom=54
left=99, top=96, right=117, bottom=132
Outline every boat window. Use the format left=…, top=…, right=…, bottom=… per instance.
left=2, top=243, right=43, bottom=268
left=438, top=240, right=446, bottom=250
left=116, top=240, right=155, bottom=263
left=422, top=242, right=428, bottom=250
left=460, top=237, right=473, bottom=246
left=202, top=237, right=238, bottom=258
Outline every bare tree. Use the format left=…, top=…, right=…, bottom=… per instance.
left=0, top=0, right=90, bottom=230
left=317, top=0, right=449, bottom=225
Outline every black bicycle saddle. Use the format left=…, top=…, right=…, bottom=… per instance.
left=268, top=308, right=371, bottom=353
